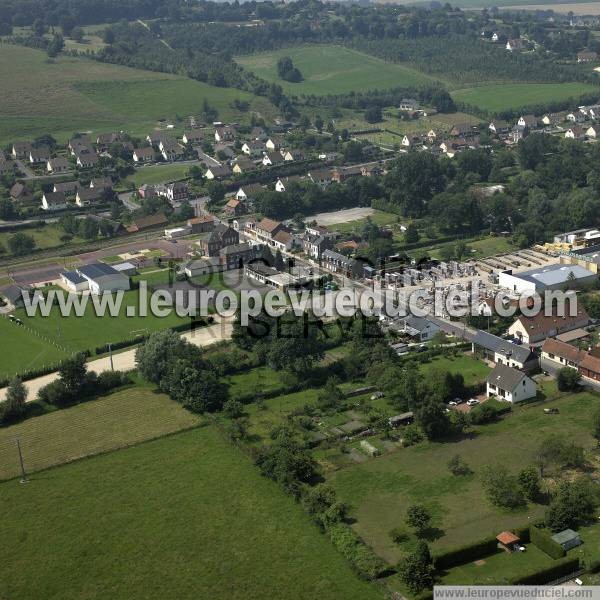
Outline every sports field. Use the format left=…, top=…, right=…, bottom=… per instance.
left=0, top=386, right=201, bottom=480
left=0, top=425, right=383, bottom=600
left=327, top=387, right=599, bottom=563
left=0, top=287, right=191, bottom=378
left=124, top=162, right=194, bottom=187
left=236, top=45, right=440, bottom=96
left=0, top=45, right=274, bottom=145
left=451, top=82, right=599, bottom=113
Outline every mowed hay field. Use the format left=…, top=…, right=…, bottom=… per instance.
left=0, top=44, right=273, bottom=144
left=0, top=387, right=201, bottom=480
left=0, top=426, right=384, bottom=600
left=237, top=45, right=439, bottom=96
left=327, top=388, right=600, bottom=564
left=451, top=82, right=599, bottom=113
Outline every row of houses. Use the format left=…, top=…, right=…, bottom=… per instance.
left=41, top=177, right=113, bottom=211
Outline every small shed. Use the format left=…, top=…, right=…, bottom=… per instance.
left=497, top=531, right=520, bottom=552
left=551, top=529, right=582, bottom=551
left=112, top=262, right=138, bottom=276
left=360, top=440, right=381, bottom=457
left=388, top=412, right=414, bottom=428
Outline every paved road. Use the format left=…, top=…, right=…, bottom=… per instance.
left=0, top=319, right=233, bottom=402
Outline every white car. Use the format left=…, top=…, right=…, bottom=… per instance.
left=467, top=399, right=480, bottom=406
left=448, top=398, right=463, bottom=406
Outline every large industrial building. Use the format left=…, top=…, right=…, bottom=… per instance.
left=499, top=264, right=597, bottom=294
left=61, top=263, right=131, bottom=294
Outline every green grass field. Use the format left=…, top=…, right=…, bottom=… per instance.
left=0, top=288, right=192, bottom=377
left=237, top=45, right=439, bottom=96
left=0, top=223, right=84, bottom=253
left=0, top=44, right=274, bottom=145
left=0, top=386, right=201, bottom=480
left=124, top=163, right=194, bottom=187
left=451, top=82, right=599, bottom=113
left=420, top=353, right=492, bottom=388
left=0, top=425, right=383, bottom=600
left=0, top=315, right=70, bottom=378
left=327, top=389, right=600, bottom=563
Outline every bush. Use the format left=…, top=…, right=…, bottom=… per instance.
left=96, top=370, right=131, bottom=392
left=433, top=537, right=498, bottom=570
left=327, top=523, right=388, bottom=580
left=557, top=367, right=581, bottom=392
left=37, top=379, right=71, bottom=406
left=530, top=525, right=565, bottom=559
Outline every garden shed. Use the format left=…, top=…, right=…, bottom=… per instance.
left=551, top=529, right=582, bottom=551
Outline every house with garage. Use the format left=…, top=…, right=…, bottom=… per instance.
left=262, top=152, right=284, bottom=167
left=214, top=126, right=236, bottom=143
left=472, top=329, right=539, bottom=372
left=182, top=129, right=204, bottom=145
left=241, top=140, right=264, bottom=157
left=486, top=363, right=537, bottom=403
left=76, top=188, right=104, bottom=207
left=205, top=165, right=231, bottom=180
left=159, top=139, right=182, bottom=162
left=396, top=315, right=441, bottom=342
left=11, top=141, right=32, bottom=159
left=75, top=150, right=99, bottom=168
left=133, top=147, right=155, bottom=163
left=42, top=191, right=68, bottom=211
left=235, top=183, right=263, bottom=202
left=46, top=157, right=70, bottom=173
left=29, top=146, right=51, bottom=165
left=61, top=262, right=131, bottom=294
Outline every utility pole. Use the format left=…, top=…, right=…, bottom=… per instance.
left=15, top=438, right=28, bottom=484
left=108, top=342, right=114, bottom=371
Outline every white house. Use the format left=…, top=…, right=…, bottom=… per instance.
left=46, top=157, right=70, bottom=173
left=486, top=363, right=537, bottom=403
left=41, top=191, right=68, bottom=211
left=133, top=147, right=154, bottom=163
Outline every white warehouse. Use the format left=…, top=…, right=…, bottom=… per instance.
left=61, top=263, right=131, bottom=294
left=498, top=264, right=597, bottom=294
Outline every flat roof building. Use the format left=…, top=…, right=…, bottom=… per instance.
left=499, top=264, right=597, bottom=294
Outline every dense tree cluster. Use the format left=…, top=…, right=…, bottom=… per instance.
left=136, top=329, right=228, bottom=413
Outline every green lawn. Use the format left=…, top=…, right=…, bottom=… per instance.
left=10, top=287, right=192, bottom=365
left=327, top=389, right=600, bottom=563
left=124, top=163, right=194, bottom=187
left=0, top=426, right=383, bottom=600
left=0, top=223, right=84, bottom=253
left=237, top=45, right=439, bottom=96
left=0, top=315, right=70, bottom=379
left=408, top=235, right=518, bottom=261
left=451, top=82, right=599, bottom=113
left=327, top=210, right=401, bottom=234
left=420, top=353, right=492, bottom=387
left=0, top=44, right=274, bottom=145
left=0, top=386, right=201, bottom=481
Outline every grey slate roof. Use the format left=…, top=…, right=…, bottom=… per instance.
left=472, top=330, right=535, bottom=364
left=486, top=363, right=528, bottom=391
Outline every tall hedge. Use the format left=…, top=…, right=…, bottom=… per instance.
left=433, top=537, right=498, bottom=570
left=327, top=523, right=389, bottom=580
left=530, top=526, right=566, bottom=559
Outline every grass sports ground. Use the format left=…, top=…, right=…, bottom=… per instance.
left=0, top=44, right=275, bottom=145
left=451, top=82, right=599, bottom=113
left=0, top=424, right=383, bottom=600
left=236, top=45, right=439, bottom=96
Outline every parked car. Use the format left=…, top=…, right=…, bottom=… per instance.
left=448, top=398, right=463, bottom=406
left=467, top=399, right=479, bottom=406
left=371, top=391, right=384, bottom=400
left=543, top=408, right=559, bottom=414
